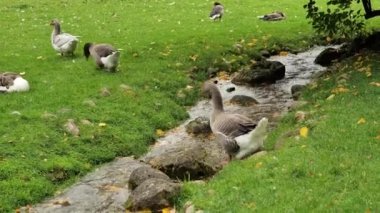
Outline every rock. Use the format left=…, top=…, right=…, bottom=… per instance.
left=230, top=95, right=259, bottom=106
left=142, top=138, right=227, bottom=180
left=126, top=178, right=181, bottom=212
left=226, top=87, right=236, bottom=93
left=291, top=84, right=306, bottom=100
left=185, top=117, right=211, bottom=135
left=64, top=119, right=80, bottom=137
left=314, top=47, right=342, bottom=66
left=128, top=166, right=171, bottom=190
left=26, top=157, right=148, bottom=212
left=100, top=87, right=111, bottom=97
left=83, top=99, right=96, bottom=107
left=232, top=60, right=285, bottom=86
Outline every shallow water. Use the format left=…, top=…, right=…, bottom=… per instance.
left=148, top=45, right=335, bottom=150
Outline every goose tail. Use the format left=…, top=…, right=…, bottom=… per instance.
left=7, top=77, right=30, bottom=92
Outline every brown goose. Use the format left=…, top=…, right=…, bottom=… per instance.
left=209, top=2, right=224, bottom=21
left=202, top=82, right=268, bottom=159
left=83, top=43, right=120, bottom=72
left=0, top=72, right=30, bottom=93
left=50, top=19, right=79, bottom=56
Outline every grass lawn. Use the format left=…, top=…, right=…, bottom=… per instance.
left=0, top=0, right=377, bottom=212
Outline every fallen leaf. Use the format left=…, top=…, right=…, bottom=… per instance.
left=299, top=127, right=309, bottom=138
left=255, top=162, right=263, bottom=169
left=156, top=129, right=165, bottom=137
left=217, top=71, right=230, bottom=80
left=189, top=54, right=198, bottom=61
left=331, top=87, right=349, bottom=94
left=279, top=51, right=288, bottom=56
left=326, top=94, right=335, bottom=100
left=161, top=207, right=173, bottom=213
left=53, top=199, right=70, bottom=206
left=98, top=122, right=107, bottom=127
left=357, top=118, right=366, bottom=125
left=369, top=82, right=380, bottom=87
left=19, top=72, right=26, bottom=76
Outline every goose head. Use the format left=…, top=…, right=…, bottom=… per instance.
left=214, top=2, right=222, bottom=6
left=202, top=80, right=224, bottom=112
left=83, top=43, right=93, bottom=60
left=50, top=19, right=61, bottom=32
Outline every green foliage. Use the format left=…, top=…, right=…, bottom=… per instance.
left=304, top=0, right=366, bottom=39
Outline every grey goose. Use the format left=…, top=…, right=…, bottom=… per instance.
left=83, top=43, right=120, bottom=72
left=202, top=81, right=268, bottom=159
left=50, top=19, right=79, bottom=56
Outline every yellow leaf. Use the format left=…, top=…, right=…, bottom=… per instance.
left=375, top=135, right=380, bottom=140
left=357, top=118, right=366, bottom=125
left=279, top=51, right=288, bottom=56
left=255, top=162, right=263, bottom=169
left=19, top=72, right=26, bottom=76
left=326, top=94, right=335, bottom=101
left=161, top=207, right=173, bottom=213
left=326, top=36, right=332, bottom=43
left=369, top=82, right=380, bottom=87
left=98, top=123, right=107, bottom=127
left=331, top=87, right=349, bottom=94
left=299, top=127, right=309, bottom=138
left=217, top=71, right=230, bottom=80
left=189, top=54, right=198, bottom=61
left=366, top=72, right=372, bottom=77
left=156, top=129, right=165, bottom=137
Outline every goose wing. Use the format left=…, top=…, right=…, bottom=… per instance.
left=93, top=44, right=116, bottom=58
left=212, top=113, right=256, bottom=138
left=53, top=33, right=78, bottom=48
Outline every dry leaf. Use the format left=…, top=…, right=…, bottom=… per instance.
left=279, top=51, right=288, bottom=56
left=369, top=82, right=380, bottom=87
left=326, top=94, right=335, bottom=100
left=98, top=122, right=107, bottom=127
left=156, top=129, right=165, bottom=137
left=189, top=54, right=198, bottom=61
left=357, top=118, right=366, bottom=125
left=299, top=127, right=309, bottom=138
left=331, top=87, right=349, bottom=94
left=255, top=162, right=263, bottom=169
left=217, top=71, right=230, bottom=80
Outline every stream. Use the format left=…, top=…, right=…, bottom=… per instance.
left=147, top=45, right=331, bottom=151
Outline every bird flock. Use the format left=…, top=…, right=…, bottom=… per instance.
left=1, top=2, right=268, bottom=160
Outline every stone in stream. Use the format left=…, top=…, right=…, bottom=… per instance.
left=126, top=178, right=181, bottom=212
left=290, top=84, right=306, bottom=100
left=142, top=137, right=228, bottom=180
left=185, top=116, right=212, bottom=135
left=128, top=166, right=172, bottom=190
left=232, top=60, right=285, bottom=86
left=230, top=95, right=259, bottom=106
left=314, top=47, right=342, bottom=66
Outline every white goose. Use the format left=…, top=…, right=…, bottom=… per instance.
left=210, top=2, right=224, bottom=21
left=83, top=43, right=120, bottom=72
left=202, top=82, right=268, bottom=159
left=50, top=19, right=79, bottom=56
left=0, top=73, right=30, bottom=93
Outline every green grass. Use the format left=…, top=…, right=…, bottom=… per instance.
left=0, top=0, right=376, bottom=212
left=178, top=53, right=380, bottom=212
